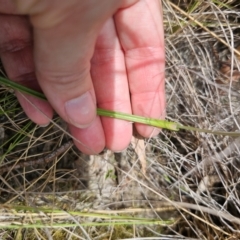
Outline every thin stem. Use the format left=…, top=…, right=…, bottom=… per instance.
left=0, top=76, right=180, bottom=131
left=179, top=125, right=240, bottom=137
left=1, top=76, right=240, bottom=137
left=97, top=108, right=179, bottom=131
left=0, top=76, right=46, bottom=100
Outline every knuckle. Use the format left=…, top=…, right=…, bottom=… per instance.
left=37, top=69, right=89, bottom=91
left=0, top=39, right=31, bottom=53
left=0, top=15, right=31, bottom=54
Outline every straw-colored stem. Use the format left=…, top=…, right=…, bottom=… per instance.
left=179, top=125, right=240, bottom=137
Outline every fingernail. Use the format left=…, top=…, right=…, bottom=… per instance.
left=65, top=91, right=96, bottom=128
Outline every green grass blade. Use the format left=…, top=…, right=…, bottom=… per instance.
left=0, top=76, right=179, bottom=131
left=0, top=121, right=34, bottom=163
left=1, top=75, right=240, bottom=136
left=97, top=108, right=179, bottom=131
left=0, top=76, right=46, bottom=100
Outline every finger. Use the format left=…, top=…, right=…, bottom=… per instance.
left=115, top=0, right=165, bottom=137
left=91, top=18, right=132, bottom=152
left=69, top=119, right=105, bottom=155
left=0, top=14, right=53, bottom=125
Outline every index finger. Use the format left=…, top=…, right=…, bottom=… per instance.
left=115, top=0, right=165, bottom=137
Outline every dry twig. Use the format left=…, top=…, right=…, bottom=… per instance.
left=0, top=140, right=73, bottom=174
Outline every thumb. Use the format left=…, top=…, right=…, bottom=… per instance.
left=35, top=27, right=97, bottom=128
left=26, top=2, right=104, bottom=128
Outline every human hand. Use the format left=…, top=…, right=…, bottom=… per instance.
left=0, top=0, right=165, bottom=154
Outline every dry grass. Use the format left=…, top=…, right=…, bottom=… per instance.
left=0, top=0, right=240, bottom=239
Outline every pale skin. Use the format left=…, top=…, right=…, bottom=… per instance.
left=0, top=0, right=165, bottom=154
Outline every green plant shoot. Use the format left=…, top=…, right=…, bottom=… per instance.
left=1, top=75, right=240, bottom=137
